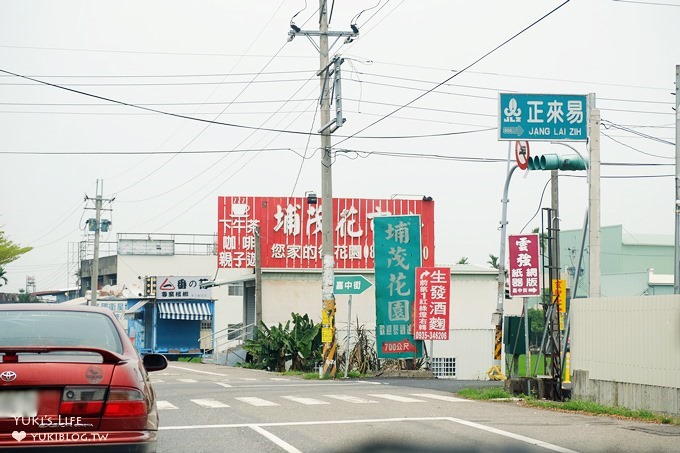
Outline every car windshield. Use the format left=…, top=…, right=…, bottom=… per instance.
left=0, top=310, right=124, bottom=354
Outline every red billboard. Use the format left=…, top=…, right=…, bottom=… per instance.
left=508, top=233, right=541, bottom=297
left=217, top=196, right=435, bottom=269
left=413, top=267, right=451, bottom=341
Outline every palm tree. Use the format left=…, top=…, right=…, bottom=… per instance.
left=487, top=254, right=499, bottom=269
left=457, top=257, right=469, bottom=264
left=0, top=267, right=7, bottom=287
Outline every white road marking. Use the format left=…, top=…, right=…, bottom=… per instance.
left=281, top=396, right=329, bottom=405
left=191, top=399, right=230, bottom=408
left=168, top=365, right=229, bottom=376
left=324, top=394, right=378, bottom=404
left=215, top=382, right=232, bottom=388
left=249, top=425, right=302, bottom=453
left=177, top=378, right=198, bottom=383
left=368, top=393, right=425, bottom=403
left=156, top=400, right=178, bottom=410
left=160, top=417, right=578, bottom=452
left=270, top=377, right=290, bottom=381
left=411, top=393, right=471, bottom=403
left=235, top=397, right=279, bottom=407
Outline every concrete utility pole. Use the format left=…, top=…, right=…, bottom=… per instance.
left=318, top=1, right=336, bottom=378
left=674, top=65, right=680, bottom=294
left=84, top=179, right=114, bottom=306
left=288, top=0, right=357, bottom=378
left=255, top=226, right=262, bottom=327
left=588, top=94, right=601, bottom=297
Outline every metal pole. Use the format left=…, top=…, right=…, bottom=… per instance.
left=91, top=180, right=102, bottom=307
left=561, top=210, right=589, bottom=377
left=524, top=298, right=530, bottom=377
left=674, top=65, right=680, bottom=294
left=344, top=295, right=352, bottom=378
left=588, top=94, right=601, bottom=297
left=493, top=156, right=519, bottom=375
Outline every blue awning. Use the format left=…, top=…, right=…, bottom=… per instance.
left=157, top=301, right=212, bottom=321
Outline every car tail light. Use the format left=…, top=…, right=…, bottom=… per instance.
left=103, top=388, right=147, bottom=417
left=2, top=353, right=18, bottom=363
left=60, top=387, right=107, bottom=416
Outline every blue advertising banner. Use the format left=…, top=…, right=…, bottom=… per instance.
left=374, top=215, right=423, bottom=359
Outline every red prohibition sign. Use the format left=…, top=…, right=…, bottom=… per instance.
left=515, top=141, right=530, bottom=170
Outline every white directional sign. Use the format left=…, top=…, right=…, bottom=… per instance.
left=333, top=275, right=372, bottom=295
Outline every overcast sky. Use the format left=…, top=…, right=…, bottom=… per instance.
left=1, top=0, right=679, bottom=294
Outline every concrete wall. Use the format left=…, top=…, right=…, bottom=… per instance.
left=112, top=254, right=500, bottom=380
left=571, top=295, right=680, bottom=414
left=260, top=266, right=499, bottom=380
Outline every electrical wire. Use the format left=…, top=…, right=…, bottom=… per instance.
left=602, top=132, right=673, bottom=159
left=291, top=98, right=321, bottom=197
left=602, top=120, right=675, bottom=146
left=333, top=0, right=573, bottom=146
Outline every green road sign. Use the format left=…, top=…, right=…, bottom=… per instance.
left=333, top=275, right=372, bottom=295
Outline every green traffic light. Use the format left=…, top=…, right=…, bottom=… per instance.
left=527, top=153, right=588, bottom=171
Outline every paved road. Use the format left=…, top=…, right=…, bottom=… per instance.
left=152, top=362, right=680, bottom=453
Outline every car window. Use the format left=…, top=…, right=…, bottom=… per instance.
left=0, top=310, right=124, bottom=354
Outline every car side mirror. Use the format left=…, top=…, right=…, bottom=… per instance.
left=142, top=353, right=168, bottom=372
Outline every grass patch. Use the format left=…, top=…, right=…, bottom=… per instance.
left=457, top=387, right=515, bottom=400
left=506, top=354, right=547, bottom=376
left=522, top=398, right=680, bottom=424
left=177, top=356, right=202, bottom=363
left=457, top=388, right=680, bottom=425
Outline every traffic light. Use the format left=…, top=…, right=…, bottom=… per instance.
left=527, top=154, right=588, bottom=171
left=144, top=276, right=156, bottom=297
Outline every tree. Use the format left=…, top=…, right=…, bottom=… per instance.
left=457, top=257, right=469, bottom=264
left=243, top=312, right=322, bottom=372
left=527, top=307, right=545, bottom=348
left=487, top=254, right=499, bottom=269
left=17, top=289, right=38, bottom=303
left=0, top=229, right=32, bottom=287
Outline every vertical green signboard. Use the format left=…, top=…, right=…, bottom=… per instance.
left=374, top=215, right=423, bottom=359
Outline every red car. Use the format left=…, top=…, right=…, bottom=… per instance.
left=0, top=303, right=167, bottom=452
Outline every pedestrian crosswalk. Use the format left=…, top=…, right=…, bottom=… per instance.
left=156, top=391, right=470, bottom=411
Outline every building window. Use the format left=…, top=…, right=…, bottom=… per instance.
left=200, top=320, right=212, bottom=330
left=228, top=284, right=243, bottom=296
left=431, top=357, right=456, bottom=378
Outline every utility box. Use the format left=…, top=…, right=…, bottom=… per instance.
left=503, top=316, right=526, bottom=355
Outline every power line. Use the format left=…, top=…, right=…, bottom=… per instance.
left=612, top=0, right=680, bottom=6
left=334, top=1, right=573, bottom=146
left=602, top=120, right=675, bottom=145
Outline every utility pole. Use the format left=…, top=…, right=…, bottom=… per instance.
left=674, top=65, right=680, bottom=294
left=318, top=1, right=336, bottom=378
left=288, top=1, right=357, bottom=378
left=588, top=94, right=601, bottom=297
left=255, top=226, right=262, bottom=327
left=84, top=179, right=114, bottom=306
